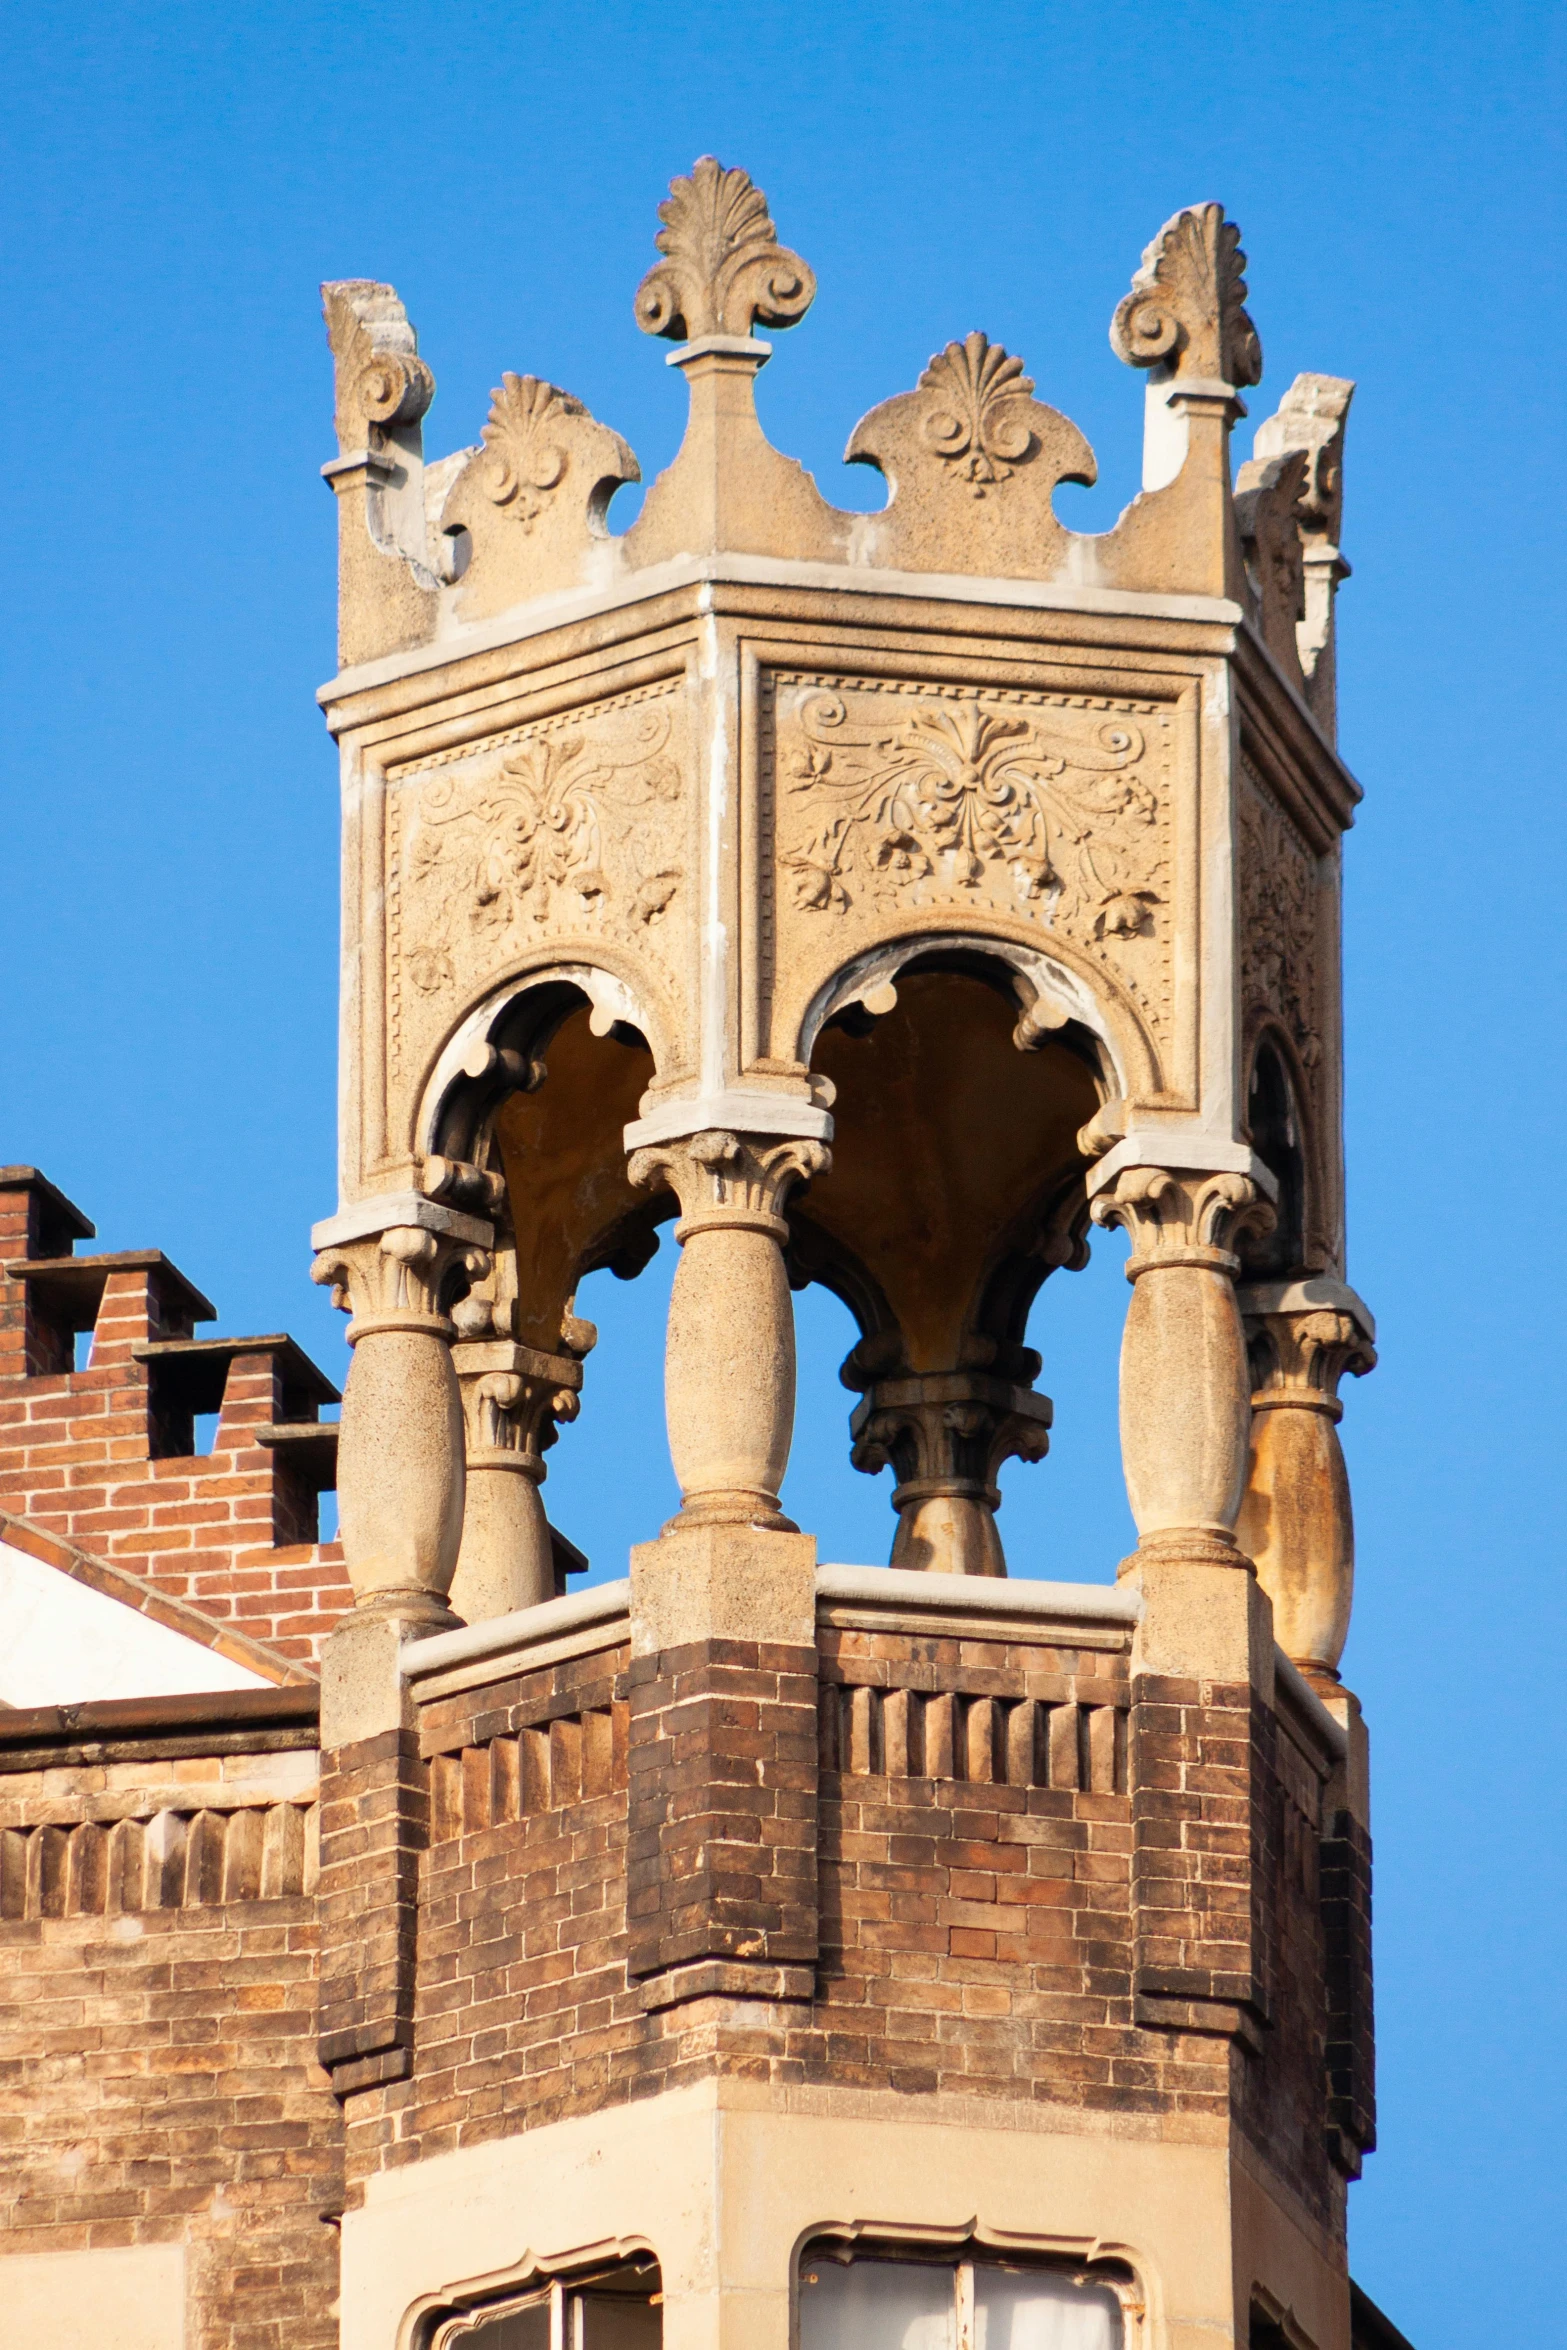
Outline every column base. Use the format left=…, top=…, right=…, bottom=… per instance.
left=1117, top=1530, right=1255, bottom=1577
left=662, top=1490, right=798, bottom=1536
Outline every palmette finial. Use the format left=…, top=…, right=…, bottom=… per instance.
left=634, top=155, right=816, bottom=342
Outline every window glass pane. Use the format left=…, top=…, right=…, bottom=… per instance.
left=800, top=2258, right=954, bottom=2350
left=975, top=2266, right=1122, bottom=2350
left=457, top=2298, right=551, bottom=2350
left=577, top=2292, right=662, bottom=2350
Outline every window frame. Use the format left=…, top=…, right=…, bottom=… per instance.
left=795, top=2231, right=1144, bottom=2350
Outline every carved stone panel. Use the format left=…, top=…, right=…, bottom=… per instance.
left=764, top=674, right=1175, bottom=1075
left=1237, top=762, right=1324, bottom=1070
left=384, top=678, right=695, bottom=1108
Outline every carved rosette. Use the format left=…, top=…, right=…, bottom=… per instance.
left=629, top=1131, right=828, bottom=1531
left=849, top=1370, right=1053, bottom=1577
left=1110, top=202, right=1262, bottom=390
left=634, top=155, right=816, bottom=341
left=770, top=677, right=1172, bottom=1062
left=1092, top=1169, right=1274, bottom=1569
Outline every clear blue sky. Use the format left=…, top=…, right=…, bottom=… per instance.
left=3, top=5, right=1563, bottom=2340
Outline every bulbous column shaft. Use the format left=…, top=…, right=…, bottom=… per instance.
left=448, top=1332, right=591, bottom=1621
left=629, top=1129, right=828, bottom=1531
left=1091, top=1169, right=1274, bottom=1569
left=311, top=1222, right=489, bottom=1626
left=1237, top=1307, right=1375, bottom=1680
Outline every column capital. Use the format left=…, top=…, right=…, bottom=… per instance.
left=311, top=1223, right=491, bottom=1344
left=628, top=1128, right=829, bottom=1241
left=1246, top=1307, right=1376, bottom=1422
left=1091, top=1164, right=1275, bottom=1276
left=849, top=1370, right=1052, bottom=1577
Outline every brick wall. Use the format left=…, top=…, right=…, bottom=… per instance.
left=0, top=1692, right=342, bottom=2350
left=0, top=1169, right=349, bottom=1669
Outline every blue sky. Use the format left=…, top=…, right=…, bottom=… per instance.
left=3, top=4, right=1563, bottom=2340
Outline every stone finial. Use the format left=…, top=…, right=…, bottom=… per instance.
left=1251, top=373, right=1354, bottom=541
left=322, top=279, right=435, bottom=454
left=634, top=156, right=816, bottom=342
left=1234, top=447, right=1309, bottom=684
left=1242, top=374, right=1355, bottom=731
left=1110, top=203, right=1263, bottom=390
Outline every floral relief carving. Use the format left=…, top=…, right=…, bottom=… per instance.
left=918, top=333, right=1036, bottom=495
left=386, top=686, right=689, bottom=1070
left=779, top=686, right=1164, bottom=929
left=1239, top=767, right=1322, bottom=1065
left=481, top=375, right=578, bottom=530
left=634, top=154, right=815, bottom=342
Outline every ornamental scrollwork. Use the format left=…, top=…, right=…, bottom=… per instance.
left=1238, top=771, right=1322, bottom=1066
left=634, top=155, right=816, bottom=341
left=918, top=333, right=1036, bottom=496
left=400, top=701, right=684, bottom=988
left=1110, top=202, right=1262, bottom=390
left=321, top=280, right=434, bottom=454
left=778, top=693, right=1164, bottom=946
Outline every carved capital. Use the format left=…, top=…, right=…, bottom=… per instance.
left=1110, top=203, right=1262, bottom=391
left=634, top=156, right=816, bottom=342
left=1247, top=1309, right=1376, bottom=1420
left=449, top=1331, right=593, bottom=1471
left=851, top=1370, right=1051, bottom=1511
left=628, top=1129, right=829, bottom=1240
left=311, top=1226, right=490, bottom=1341
left=1091, top=1167, right=1275, bottom=1274
left=321, top=280, right=434, bottom=455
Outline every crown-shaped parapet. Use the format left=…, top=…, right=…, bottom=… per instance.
left=319, top=171, right=1356, bottom=662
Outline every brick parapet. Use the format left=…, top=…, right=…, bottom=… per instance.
left=0, top=1607, right=1366, bottom=2310
left=0, top=1171, right=350, bottom=1665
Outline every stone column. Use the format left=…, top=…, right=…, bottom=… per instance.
left=447, top=1323, right=591, bottom=1621
left=627, top=1129, right=827, bottom=1531
left=848, top=1369, right=1053, bottom=1576
left=1091, top=1167, right=1273, bottom=1569
left=1236, top=1303, right=1375, bottom=1683
left=311, top=1214, right=490, bottom=1631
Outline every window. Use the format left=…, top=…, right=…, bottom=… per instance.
left=430, top=2260, right=661, bottom=2350
left=800, top=2249, right=1125, bottom=2350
